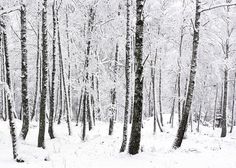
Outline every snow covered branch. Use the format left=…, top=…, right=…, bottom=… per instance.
left=0, top=6, right=20, bottom=16
left=200, top=3, right=236, bottom=13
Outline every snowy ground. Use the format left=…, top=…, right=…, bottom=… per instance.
left=1, top=116, right=236, bottom=168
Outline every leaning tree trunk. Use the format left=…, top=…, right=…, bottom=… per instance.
left=57, top=13, right=72, bottom=136
left=19, top=4, right=29, bottom=140
left=173, top=0, right=201, bottom=149
left=152, top=56, right=163, bottom=133
left=128, top=0, right=145, bottom=155
left=31, top=4, right=40, bottom=121
left=48, top=1, right=56, bottom=139
left=38, top=0, right=48, bottom=149
left=2, top=18, right=23, bottom=161
left=230, top=73, right=236, bottom=133
left=120, top=0, right=131, bottom=152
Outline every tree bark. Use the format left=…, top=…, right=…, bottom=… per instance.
left=109, top=44, right=118, bottom=135
left=120, top=0, right=131, bottom=152
left=173, top=0, right=201, bottom=149
left=57, top=11, right=72, bottom=136
left=229, top=73, right=236, bottom=133
left=2, top=17, right=23, bottom=161
left=38, top=0, right=48, bottom=149
left=128, top=0, right=145, bottom=155
left=31, top=4, right=40, bottom=121
left=48, top=0, right=56, bottom=139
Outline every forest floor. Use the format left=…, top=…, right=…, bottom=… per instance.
left=0, top=115, right=236, bottom=168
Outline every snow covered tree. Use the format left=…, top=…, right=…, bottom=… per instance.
left=19, top=3, right=29, bottom=140
left=38, top=0, right=48, bottom=149
left=128, top=0, right=145, bottom=155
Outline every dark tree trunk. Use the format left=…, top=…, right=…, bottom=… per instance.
left=82, top=88, right=87, bottom=141
left=57, top=12, right=72, bottom=136
left=76, top=89, right=83, bottom=126
left=57, top=70, right=63, bottom=125
left=159, top=57, right=163, bottom=126
left=173, top=0, right=201, bottom=149
left=152, top=58, right=163, bottom=133
left=2, top=18, right=21, bottom=161
left=20, top=4, right=29, bottom=140
left=221, top=3, right=231, bottom=138
left=230, top=73, right=236, bottom=133
left=48, top=1, right=56, bottom=139
left=109, top=44, right=118, bottom=135
left=221, top=70, right=228, bottom=137
left=31, top=4, right=40, bottom=121
left=128, top=0, right=145, bottom=155
left=91, top=74, right=96, bottom=126
left=38, top=0, right=48, bottom=149
left=213, top=84, right=218, bottom=130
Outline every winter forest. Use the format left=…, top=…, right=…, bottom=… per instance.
left=1, top=0, right=236, bottom=167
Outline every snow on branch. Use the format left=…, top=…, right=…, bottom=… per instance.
left=0, top=6, right=20, bottom=16
left=200, top=3, right=236, bottom=13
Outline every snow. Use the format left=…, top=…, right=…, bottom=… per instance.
left=1, top=115, right=236, bottom=168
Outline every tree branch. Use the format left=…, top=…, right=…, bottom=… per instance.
left=200, top=3, right=236, bottom=13
left=0, top=6, right=20, bottom=16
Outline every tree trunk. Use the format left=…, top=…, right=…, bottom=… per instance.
left=57, top=70, right=63, bottom=125
left=152, top=58, right=163, bottom=133
left=120, top=0, right=131, bottom=152
left=128, top=0, right=145, bottom=155
left=109, top=44, right=118, bottom=135
left=230, top=73, right=236, bottom=133
left=57, top=12, right=72, bottom=136
left=173, top=0, right=201, bottom=149
left=31, top=4, right=40, bottom=121
left=82, top=88, right=87, bottom=141
left=76, top=89, right=83, bottom=126
left=38, top=0, right=48, bottom=149
left=48, top=1, right=56, bottom=139
left=213, top=84, right=218, bottom=130
left=2, top=18, right=22, bottom=161
left=159, top=57, right=163, bottom=126
left=20, top=4, right=29, bottom=140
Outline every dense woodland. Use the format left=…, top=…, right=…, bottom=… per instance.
left=0, top=0, right=236, bottom=165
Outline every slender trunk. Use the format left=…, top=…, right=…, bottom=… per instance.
left=120, top=0, right=131, bottom=153
left=221, top=2, right=231, bottom=138
left=173, top=0, right=201, bottom=149
left=91, top=74, right=95, bottom=125
left=213, top=84, right=218, bottom=130
left=76, top=89, right=83, bottom=126
left=109, top=44, right=118, bottom=135
left=159, top=57, right=163, bottom=126
left=152, top=59, right=163, bottom=133
left=230, top=73, right=236, bottom=133
left=66, top=7, right=72, bottom=115
left=57, top=70, right=63, bottom=124
left=170, top=78, right=177, bottom=128
left=57, top=13, right=72, bottom=135
left=31, top=4, right=40, bottom=121
left=82, top=88, right=87, bottom=141
left=196, top=103, right=202, bottom=132
left=48, top=1, right=56, bottom=139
